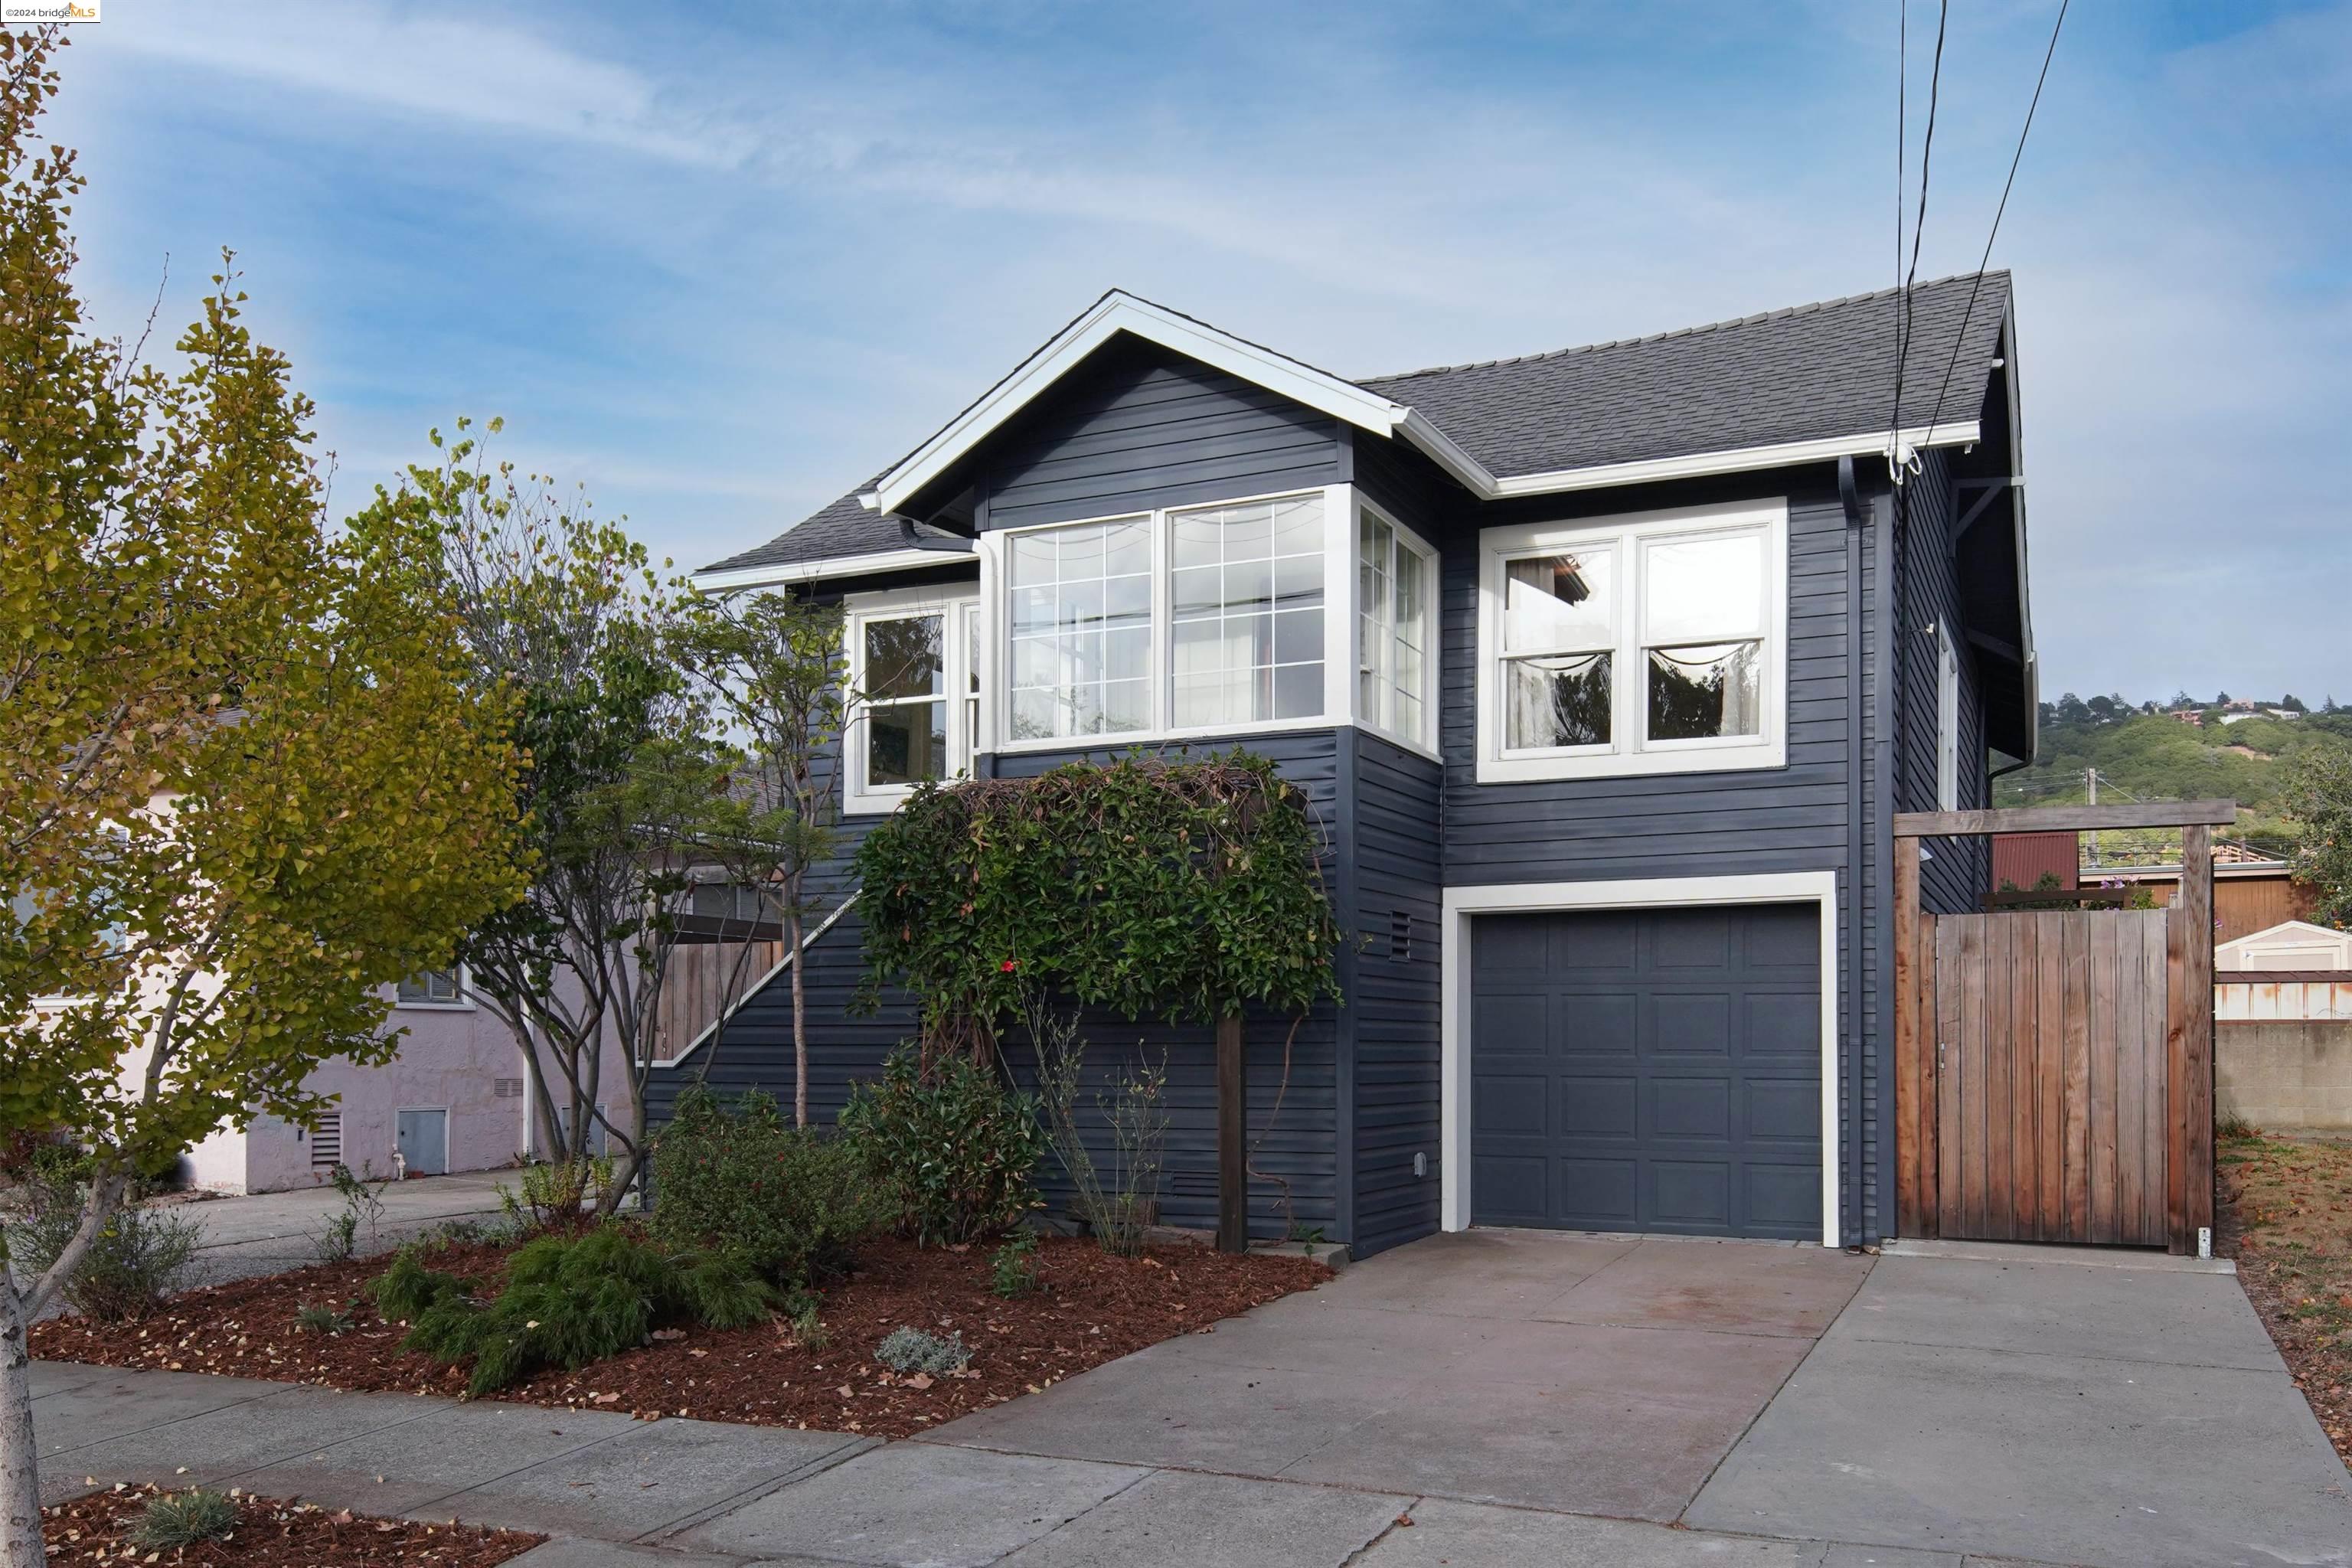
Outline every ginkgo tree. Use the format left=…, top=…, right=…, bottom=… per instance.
left=0, top=31, right=527, bottom=1567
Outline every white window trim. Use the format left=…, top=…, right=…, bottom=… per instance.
left=1475, top=499, right=1789, bottom=783
left=1936, top=621, right=1962, bottom=812
left=1354, top=496, right=1442, bottom=756
left=1438, top=872, right=1841, bottom=1249
left=977, top=484, right=1355, bottom=756
left=394, top=964, right=474, bottom=1012
left=843, top=585, right=981, bottom=815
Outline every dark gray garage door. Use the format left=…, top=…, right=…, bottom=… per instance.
left=1470, top=903, right=1821, bottom=1240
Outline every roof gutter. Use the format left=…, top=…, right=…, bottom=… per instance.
left=1419, top=421, right=1981, bottom=502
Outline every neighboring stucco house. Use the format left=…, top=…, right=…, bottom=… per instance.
left=648, top=272, right=2037, bottom=1256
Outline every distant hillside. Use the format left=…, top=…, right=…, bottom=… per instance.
left=1994, top=704, right=2352, bottom=864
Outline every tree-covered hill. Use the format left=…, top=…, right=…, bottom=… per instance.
left=1995, top=697, right=2352, bottom=861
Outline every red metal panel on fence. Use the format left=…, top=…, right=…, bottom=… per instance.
left=1993, top=831, right=2080, bottom=892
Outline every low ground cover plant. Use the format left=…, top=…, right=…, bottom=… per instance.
left=988, top=1230, right=1039, bottom=1298
left=374, top=1223, right=773, bottom=1395
left=875, top=1325, right=970, bottom=1376
left=127, top=1488, right=238, bottom=1551
left=650, top=1086, right=886, bottom=1285
left=840, top=1046, right=1047, bottom=1246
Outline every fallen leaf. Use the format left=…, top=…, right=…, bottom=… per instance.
left=906, top=1373, right=934, bottom=1390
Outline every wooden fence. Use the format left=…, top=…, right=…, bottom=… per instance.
left=1895, top=802, right=2230, bottom=1255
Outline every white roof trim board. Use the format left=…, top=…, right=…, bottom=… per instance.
left=864, top=292, right=1415, bottom=515
left=859, top=290, right=1978, bottom=518
left=693, top=549, right=964, bottom=593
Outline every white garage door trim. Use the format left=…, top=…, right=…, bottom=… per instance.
left=1441, top=871, right=1841, bottom=1248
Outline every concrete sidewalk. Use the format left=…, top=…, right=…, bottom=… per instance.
left=31, top=1356, right=2066, bottom=1567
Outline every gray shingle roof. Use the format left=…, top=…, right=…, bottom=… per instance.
left=1358, top=270, right=2010, bottom=479
left=699, top=490, right=964, bottom=576
left=701, top=272, right=2011, bottom=574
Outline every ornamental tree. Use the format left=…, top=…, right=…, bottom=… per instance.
left=410, top=427, right=726, bottom=1208
left=2284, top=744, right=2352, bottom=927
left=852, top=751, right=1342, bottom=1250
left=674, top=590, right=847, bottom=1124
left=0, top=31, right=528, bottom=1564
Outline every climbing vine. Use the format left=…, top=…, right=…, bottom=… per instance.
left=852, top=750, right=1342, bottom=1054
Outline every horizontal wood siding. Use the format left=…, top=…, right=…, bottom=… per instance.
left=980, top=338, right=1343, bottom=532
left=1351, top=732, right=1445, bottom=1255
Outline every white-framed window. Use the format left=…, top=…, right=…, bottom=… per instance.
left=1357, top=500, right=1437, bottom=750
left=984, top=485, right=1351, bottom=753
left=844, top=589, right=980, bottom=814
left=1475, top=500, right=1788, bottom=782
left=395, top=968, right=466, bottom=1008
left=1936, top=621, right=1961, bottom=811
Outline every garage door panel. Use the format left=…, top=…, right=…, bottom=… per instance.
left=1745, top=991, right=1818, bottom=1054
left=1650, top=1078, right=1730, bottom=1139
left=1474, top=1073, right=1550, bottom=1137
left=1648, top=992, right=1732, bottom=1055
left=1559, top=1158, right=1639, bottom=1227
left=1560, top=1076, right=1637, bottom=1136
left=1745, top=1080, right=1820, bottom=1142
left=1474, top=1156, right=1551, bottom=1224
left=1472, top=993, right=1549, bottom=1054
left=1649, top=1161, right=1733, bottom=1228
left=1744, top=1165, right=1822, bottom=1234
left=1649, top=909, right=1733, bottom=969
left=1471, top=904, right=1821, bottom=1240
left=1550, top=916, right=1637, bottom=972
left=1557, top=991, right=1638, bottom=1053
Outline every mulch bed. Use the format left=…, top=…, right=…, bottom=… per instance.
left=43, top=1483, right=541, bottom=1568
left=2215, top=1129, right=2352, bottom=1466
left=29, top=1231, right=1328, bottom=1440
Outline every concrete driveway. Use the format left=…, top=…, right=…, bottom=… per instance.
left=933, top=1228, right=1870, bottom=1521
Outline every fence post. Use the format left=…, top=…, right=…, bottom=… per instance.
left=2175, top=825, right=2215, bottom=1254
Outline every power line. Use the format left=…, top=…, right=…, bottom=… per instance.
left=1886, top=0, right=1949, bottom=473
left=1919, top=0, right=2072, bottom=445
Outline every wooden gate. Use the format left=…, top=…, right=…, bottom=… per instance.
left=1894, top=802, right=2230, bottom=1255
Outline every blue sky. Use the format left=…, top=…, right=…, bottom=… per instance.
left=41, top=1, right=2352, bottom=704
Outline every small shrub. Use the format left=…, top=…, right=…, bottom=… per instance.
left=2219, top=1109, right=2261, bottom=1141
left=779, top=1287, right=829, bottom=1350
left=989, top=1230, right=1040, bottom=1299
left=875, top=1325, right=970, bottom=1376
left=295, top=1299, right=358, bottom=1336
left=650, top=1086, right=887, bottom=1285
left=1026, top=997, right=1168, bottom=1257
left=383, top=1223, right=775, bottom=1396
left=129, top=1489, right=238, bottom=1550
left=498, top=1156, right=608, bottom=1236
left=15, top=1178, right=202, bottom=1322
left=311, top=1162, right=390, bottom=1263
left=840, top=1046, right=1047, bottom=1246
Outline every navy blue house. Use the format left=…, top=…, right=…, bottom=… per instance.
left=647, top=275, right=2037, bottom=1256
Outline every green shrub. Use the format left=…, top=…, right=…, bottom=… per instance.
left=380, top=1223, right=774, bottom=1396
left=15, top=1178, right=202, bottom=1322
left=839, top=1045, right=1047, bottom=1246
left=650, top=1086, right=887, bottom=1285
left=989, top=1230, right=1040, bottom=1298
left=129, top=1490, right=237, bottom=1550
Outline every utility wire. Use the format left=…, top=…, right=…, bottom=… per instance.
left=1886, top=0, right=1949, bottom=476
left=1919, top=0, right=2072, bottom=444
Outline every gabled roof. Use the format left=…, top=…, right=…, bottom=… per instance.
left=698, top=273, right=2014, bottom=582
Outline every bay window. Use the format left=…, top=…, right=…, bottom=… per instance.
left=1477, top=501, right=1787, bottom=782
left=846, top=592, right=978, bottom=813
left=1170, top=494, right=1325, bottom=729
left=1357, top=502, right=1435, bottom=748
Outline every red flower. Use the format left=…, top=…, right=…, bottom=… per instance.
left=1001, top=959, right=1018, bottom=973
